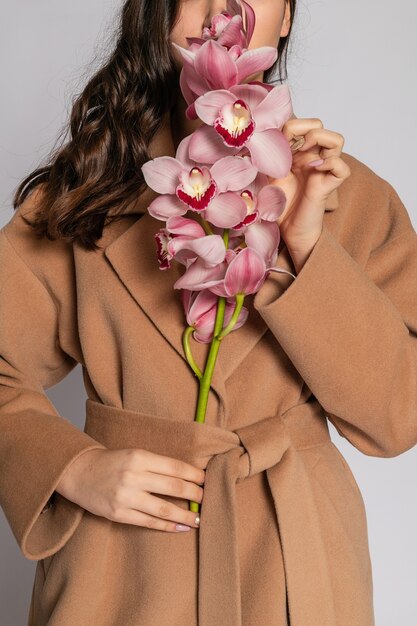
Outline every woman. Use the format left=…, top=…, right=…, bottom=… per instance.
left=1, top=1, right=416, bottom=624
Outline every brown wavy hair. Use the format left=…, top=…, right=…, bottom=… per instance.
left=13, top=0, right=297, bottom=251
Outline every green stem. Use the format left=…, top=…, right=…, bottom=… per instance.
left=200, top=216, right=214, bottom=235
left=189, top=229, right=231, bottom=514
left=194, top=295, right=226, bottom=424
left=189, top=294, right=227, bottom=514
left=216, top=293, right=245, bottom=340
left=182, top=326, right=203, bottom=379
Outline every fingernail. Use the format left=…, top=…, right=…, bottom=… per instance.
left=307, top=158, right=324, bottom=167
left=175, top=524, right=191, bottom=532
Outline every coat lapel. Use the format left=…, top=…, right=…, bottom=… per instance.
left=104, top=211, right=229, bottom=405
left=103, top=185, right=338, bottom=408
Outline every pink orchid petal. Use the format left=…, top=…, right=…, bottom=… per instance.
left=174, top=256, right=227, bottom=290
left=227, top=0, right=243, bottom=17
left=168, top=234, right=226, bottom=265
left=141, top=156, right=183, bottom=194
left=195, top=296, right=249, bottom=336
left=241, top=0, right=256, bottom=44
left=181, top=288, right=192, bottom=315
left=207, top=249, right=236, bottom=297
left=209, top=155, right=258, bottom=193
left=172, top=44, right=210, bottom=97
left=207, top=282, right=229, bottom=298
left=193, top=316, right=217, bottom=343
left=165, top=215, right=206, bottom=238
left=187, top=288, right=218, bottom=325
left=229, top=83, right=270, bottom=112
left=250, top=171, right=270, bottom=192
left=194, top=40, right=238, bottom=90
left=248, top=80, right=274, bottom=92
left=228, top=44, right=244, bottom=62
left=223, top=0, right=250, bottom=46
left=185, top=102, right=197, bottom=120
left=224, top=246, right=266, bottom=295
left=247, top=129, right=293, bottom=179
left=175, top=134, right=195, bottom=168
left=187, top=290, right=220, bottom=343
left=244, top=220, right=280, bottom=265
left=209, top=13, right=233, bottom=35
left=185, top=36, right=206, bottom=46
left=203, top=191, right=247, bottom=228
left=268, top=246, right=279, bottom=269
left=179, top=68, right=197, bottom=106
left=182, top=64, right=211, bottom=97
left=194, top=329, right=215, bottom=343
left=170, top=42, right=195, bottom=64
left=236, top=47, right=278, bottom=83
left=217, top=17, right=246, bottom=48
left=193, top=327, right=216, bottom=344
left=253, top=84, right=294, bottom=132
left=171, top=249, right=199, bottom=268
left=147, top=194, right=187, bottom=221
left=256, top=184, right=287, bottom=221
left=188, top=124, right=238, bottom=163
left=201, top=13, right=236, bottom=45
left=194, top=89, right=236, bottom=125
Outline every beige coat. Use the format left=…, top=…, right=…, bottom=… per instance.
left=1, top=122, right=417, bottom=626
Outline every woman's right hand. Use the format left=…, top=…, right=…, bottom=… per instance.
left=54, top=448, right=205, bottom=532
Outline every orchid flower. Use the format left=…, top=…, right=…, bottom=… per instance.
left=155, top=215, right=226, bottom=270
left=173, top=39, right=278, bottom=120
left=173, top=243, right=280, bottom=297
left=225, top=171, right=287, bottom=266
left=210, top=246, right=268, bottom=297
left=188, top=82, right=294, bottom=179
left=164, top=162, right=286, bottom=267
left=214, top=168, right=287, bottom=230
left=141, top=141, right=258, bottom=229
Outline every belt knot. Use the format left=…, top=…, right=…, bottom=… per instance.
left=233, top=413, right=292, bottom=482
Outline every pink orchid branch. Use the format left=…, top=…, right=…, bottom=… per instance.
left=140, top=0, right=297, bottom=517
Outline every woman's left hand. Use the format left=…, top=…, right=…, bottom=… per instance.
left=269, top=117, right=351, bottom=273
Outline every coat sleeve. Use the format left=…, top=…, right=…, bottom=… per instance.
left=0, top=227, right=107, bottom=561
left=253, top=182, right=417, bottom=458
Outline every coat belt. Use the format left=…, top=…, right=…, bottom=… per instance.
left=84, top=397, right=336, bottom=625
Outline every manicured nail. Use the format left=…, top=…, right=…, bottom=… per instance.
left=307, top=158, right=324, bottom=167
left=175, top=524, right=191, bottom=532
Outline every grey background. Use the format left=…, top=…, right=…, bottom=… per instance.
left=1, top=1, right=416, bottom=624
